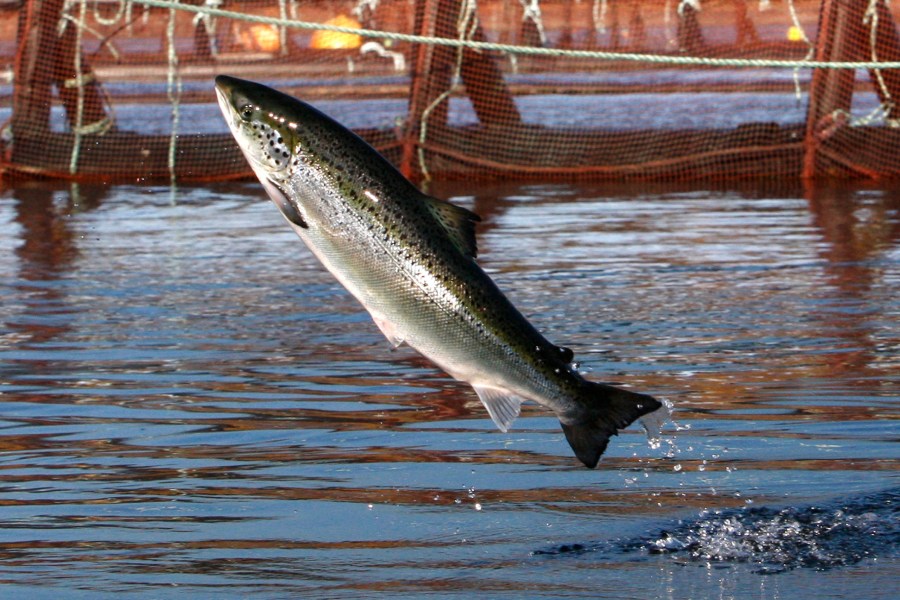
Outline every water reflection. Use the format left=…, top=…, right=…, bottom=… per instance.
left=805, top=180, right=900, bottom=382
left=9, top=185, right=78, bottom=345
left=0, top=179, right=897, bottom=598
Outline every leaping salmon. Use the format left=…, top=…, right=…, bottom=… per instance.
left=215, top=75, right=662, bottom=467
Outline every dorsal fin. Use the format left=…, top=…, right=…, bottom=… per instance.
left=535, top=343, right=574, bottom=365
left=422, top=195, right=481, bottom=258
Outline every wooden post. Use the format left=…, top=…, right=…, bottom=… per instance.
left=677, top=1, right=705, bottom=54
left=402, top=0, right=454, bottom=178
left=628, top=2, right=646, bottom=50
left=402, top=0, right=521, bottom=180
left=869, top=0, right=900, bottom=119
left=802, top=0, right=866, bottom=178
left=12, top=0, right=109, bottom=166
left=734, top=0, right=759, bottom=48
left=609, top=2, right=621, bottom=50
left=11, top=0, right=65, bottom=141
left=460, top=24, right=522, bottom=130
left=558, top=1, right=573, bottom=49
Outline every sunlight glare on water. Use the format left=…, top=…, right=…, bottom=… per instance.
left=0, top=179, right=897, bottom=599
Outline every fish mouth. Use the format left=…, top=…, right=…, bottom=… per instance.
left=214, top=75, right=239, bottom=125
left=214, top=75, right=268, bottom=173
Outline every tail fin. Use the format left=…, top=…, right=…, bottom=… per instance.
left=560, top=382, right=661, bottom=468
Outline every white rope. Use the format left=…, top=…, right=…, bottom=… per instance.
left=519, top=0, right=546, bottom=47
left=92, top=0, right=126, bottom=26
left=193, top=0, right=222, bottom=56
left=785, top=0, right=814, bottom=104
left=59, top=2, right=118, bottom=150
left=277, top=0, right=288, bottom=57
left=72, top=116, right=114, bottom=135
left=166, top=3, right=181, bottom=189
left=68, top=0, right=88, bottom=174
left=786, top=0, right=810, bottom=45
left=125, top=0, right=134, bottom=36
left=678, top=0, right=701, bottom=17
left=61, top=5, right=121, bottom=60
left=352, top=0, right=382, bottom=21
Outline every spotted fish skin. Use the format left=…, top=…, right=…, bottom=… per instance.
left=215, top=75, right=661, bottom=467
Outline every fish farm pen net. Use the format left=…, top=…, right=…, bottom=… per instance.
left=3, top=0, right=900, bottom=183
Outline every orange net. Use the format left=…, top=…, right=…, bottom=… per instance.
left=2, top=0, right=900, bottom=183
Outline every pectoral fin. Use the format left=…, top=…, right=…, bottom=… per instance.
left=263, top=177, right=308, bottom=229
left=473, top=385, right=524, bottom=432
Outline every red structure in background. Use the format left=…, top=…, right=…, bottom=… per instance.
left=3, top=0, right=900, bottom=183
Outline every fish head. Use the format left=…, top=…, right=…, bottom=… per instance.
left=216, top=75, right=322, bottom=229
left=215, top=75, right=413, bottom=231
left=215, top=75, right=299, bottom=178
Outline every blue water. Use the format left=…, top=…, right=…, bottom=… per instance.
left=0, top=179, right=897, bottom=598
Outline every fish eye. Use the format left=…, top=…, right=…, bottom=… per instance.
left=239, top=104, right=254, bottom=121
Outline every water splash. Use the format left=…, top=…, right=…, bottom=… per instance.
left=535, top=489, right=898, bottom=574
left=642, top=489, right=899, bottom=573
left=640, top=397, right=684, bottom=457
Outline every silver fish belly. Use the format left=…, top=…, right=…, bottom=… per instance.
left=215, top=75, right=662, bottom=467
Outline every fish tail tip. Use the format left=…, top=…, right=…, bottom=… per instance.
left=561, top=384, right=662, bottom=469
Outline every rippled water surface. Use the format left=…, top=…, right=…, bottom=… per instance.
left=0, top=179, right=897, bottom=599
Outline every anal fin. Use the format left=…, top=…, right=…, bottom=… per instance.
left=473, top=385, right=524, bottom=432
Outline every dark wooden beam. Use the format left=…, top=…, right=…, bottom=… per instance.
left=11, top=0, right=65, bottom=140
left=869, top=0, right=900, bottom=119
left=402, top=0, right=520, bottom=181
left=803, top=0, right=866, bottom=178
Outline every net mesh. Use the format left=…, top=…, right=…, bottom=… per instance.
left=2, top=0, right=900, bottom=183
